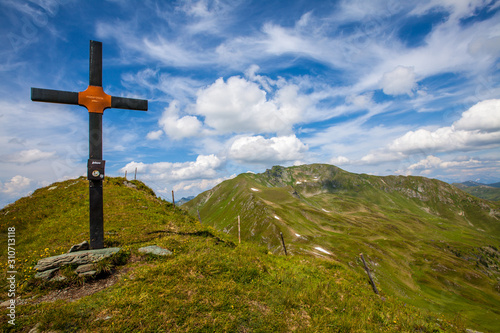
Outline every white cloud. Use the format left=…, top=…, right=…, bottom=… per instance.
left=330, top=156, right=351, bottom=166
left=353, top=2, right=500, bottom=95
left=408, top=155, right=481, bottom=171
left=146, top=130, right=163, bottom=140
left=245, top=64, right=275, bottom=92
left=261, top=23, right=318, bottom=56
left=388, top=99, right=500, bottom=154
left=454, top=99, right=500, bottom=132
left=3, top=149, right=56, bottom=164
left=345, top=92, right=374, bottom=109
left=118, top=154, right=227, bottom=205
left=158, top=100, right=204, bottom=140
left=1, top=175, right=31, bottom=195
left=468, top=35, right=500, bottom=58
left=360, top=151, right=405, bottom=164
left=353, top=99, right=500, bottom=168
left=194, top=76, right=307, bottom=135
left=120, top=154, right=223, bottom=182
left=228, top=135, right=308, bottom=164
left=173, top=175, right=235, bottom=192
left=410, top=0, right=495, bottom=22
left=380, top=66, right=417, bottom=96
left=171, top=154, right=223, bottom=180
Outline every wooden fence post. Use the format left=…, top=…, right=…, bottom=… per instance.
left=238, top=215, right=241, bottom=244
left=197, top=209, right=202, bottom=224
left=280, top=232, right=287, bottom=256
left=360, top=253, right=379, bottom=295
left=124, top=170, right=127, bottom=179
left=134, top=167, right=137, bottom=180
left=172, top=190, right=175, bottom=209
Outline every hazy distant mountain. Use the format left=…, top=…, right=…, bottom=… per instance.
left=176, top=196, right=195, bottom=206
left=452, top=181, right=500, bottom=201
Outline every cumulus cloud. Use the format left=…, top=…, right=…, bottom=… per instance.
left=228, top=135, right=308, bottom=164
left=118, top=154, right=227, bottom=204
left=454, top=99, right=500, bottom=132
left=355, top=99, right=500, bottom=168
left=120, top=154, right=223, bottom=182
left=194, top=76, right=307, bottom=135
left=173, top=175, right=235, bottom=192
left=408, top=155, right=481, bottom=171
left=380, top=66, right=417, bottom=96
left=158, top=100, right=204, bottom=140
left=153, top=75, right=310, bottom=139
left=389, top=99, right=500, bottom=154
left=330, top=156, right=351, bottom=166
left=1, top=175, right=31, bottom=194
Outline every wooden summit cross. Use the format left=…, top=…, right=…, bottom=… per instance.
left=31, top=40, right=148, bottom=249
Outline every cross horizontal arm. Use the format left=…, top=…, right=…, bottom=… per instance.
left=31, top=88, right=79, bottom=105
left=111, top=96, right=148, bottom=111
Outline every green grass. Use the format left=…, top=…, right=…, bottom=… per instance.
left=184, top=164, right=500, bottom=332
left=0, top=177, right=472, bottom=332
left=452, top=183, right=500, bottom=201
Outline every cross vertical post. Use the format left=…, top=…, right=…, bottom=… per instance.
left=31, top=40, right=148, bottom=249
left=88, top=41, right=104, bottom=249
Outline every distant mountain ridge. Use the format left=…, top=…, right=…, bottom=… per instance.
left=454, top=181, right=500, bottom=188
left=184, top=164, right=500, bottom=331
left=176, top=195, right=195, bottom=206
left=453, top=180, right=500, bottom=201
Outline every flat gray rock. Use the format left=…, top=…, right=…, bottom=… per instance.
left=34, top=267, right=59, bottom=280
left=75, top=263, right=95, bottom=274
left=69, top=240, right=90, bottom=253
left=34, top=247, right=121, bottom=272
left=138, top=245, right=173, bottom=256
left=78, top=270, right=97, bottom=277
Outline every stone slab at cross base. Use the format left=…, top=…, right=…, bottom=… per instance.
left=34, top=247, right=121, bottom=272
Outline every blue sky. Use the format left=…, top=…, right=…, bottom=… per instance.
left=1, top=0, right=500, bottom=207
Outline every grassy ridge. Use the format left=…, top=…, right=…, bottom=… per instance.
left=452, top=182, right=500, bottom=201
left=0, top=177, right=471, bottom=332
left=184, top=164, right=500, bottom=332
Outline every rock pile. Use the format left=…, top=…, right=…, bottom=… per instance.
left=34, top=245, right=121, bottom=281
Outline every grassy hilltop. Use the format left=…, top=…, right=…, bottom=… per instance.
left=185, top=164, right=500, bottom=332
left=0, top=176, right=477, bottom=332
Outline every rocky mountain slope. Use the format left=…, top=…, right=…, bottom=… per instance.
left=184, top=164, right=500, bottom=331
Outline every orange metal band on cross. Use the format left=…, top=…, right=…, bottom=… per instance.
left=78, top=85, right=112, bottom=114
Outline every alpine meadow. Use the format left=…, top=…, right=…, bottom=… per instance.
left=0, top=164, right=498, bottom=332
left=1, top=1, right=500, bottom=332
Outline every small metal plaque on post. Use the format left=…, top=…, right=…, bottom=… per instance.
left=88, top=159, right=106, bottom=180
